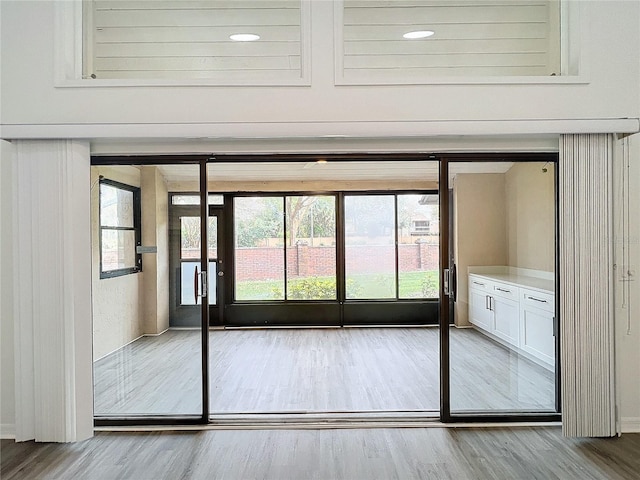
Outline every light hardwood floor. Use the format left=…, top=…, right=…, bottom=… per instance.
left=94, top=327, right=555, bottom=416
left=3, top=427, right=640, bottom=480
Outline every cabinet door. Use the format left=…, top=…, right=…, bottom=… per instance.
left=469, top=289, right=492, bottom=331
left=492, top=295, right=519, bottom=346
left=519, top=303, right=555, bottom=367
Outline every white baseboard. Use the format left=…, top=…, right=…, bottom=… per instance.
left=621, top=417, right=640, bottom=433
left=0, top=424, right=16, bottom=439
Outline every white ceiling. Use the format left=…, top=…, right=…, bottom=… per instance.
left=155, top=160, right=516, bottom=183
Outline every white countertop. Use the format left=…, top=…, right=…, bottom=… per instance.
left=468, top=267, right=555, bottom=295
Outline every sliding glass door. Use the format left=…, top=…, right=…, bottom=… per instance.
left=90, top=154, right=560, bottom=424
left=439, top=156, right=560, bottom=421
left=92, top=162, right=206, bottom=420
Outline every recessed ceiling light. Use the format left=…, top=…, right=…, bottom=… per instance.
left=230, top=33, right=260, bottom=42
left=403, top=30, right=435, bottom=39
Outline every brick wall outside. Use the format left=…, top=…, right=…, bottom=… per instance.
left=235, top=243, right=438, bottom=281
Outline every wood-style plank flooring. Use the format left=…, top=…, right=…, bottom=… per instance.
left=94, top=328, right=555, bottom=416
left=3, top=427, right=640, bottom=480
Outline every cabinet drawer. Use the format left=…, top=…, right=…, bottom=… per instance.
left=490, top=281, right=519, bottom=301
left=469, top=275, right=491, bottom=293
left=521, top=289, right=554, bottom=313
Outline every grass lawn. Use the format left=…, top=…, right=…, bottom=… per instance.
left=235, top=270, right=439, bottom=301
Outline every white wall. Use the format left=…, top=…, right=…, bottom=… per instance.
left=91, top=166, right=144, bottom=360
left=614, top=135, right=640, bottom=432
left=453, top=173, right=508, bottom=326
left=0, top=140, right=15, bottom=438
left=141, top=166, right=169, bottom=335
left=505, top=162, right=556, bottom=272
left=0, top=1, right=638, bottom=139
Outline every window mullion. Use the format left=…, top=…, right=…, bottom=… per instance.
left=283, top=196, right=288, bottom=301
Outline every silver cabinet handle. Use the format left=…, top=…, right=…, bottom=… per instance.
left=527, top=296, right=547, bottom=304
left=495, top=287, right=511, bottom=293
left=473, top=281, right=485, bottom=286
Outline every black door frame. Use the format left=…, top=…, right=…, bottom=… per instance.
left=221, top=189, right=440, bottom=327
left=168, top=201, right=225, bottom=327
left=438, top=153, right=561, bottom=423
left=91, top=152, right=561, bottom=426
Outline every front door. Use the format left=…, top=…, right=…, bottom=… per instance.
left=169, top=202, right=224, bottom=327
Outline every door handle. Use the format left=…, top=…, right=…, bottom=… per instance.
left=218, top=271, right=224, bottom=277
left=194, top=266, right=208, bottom=303
left=200, top=271, right=208, bottom=298
left=444, top=269, right=451, bottom=296
left=194, top=265, right=199, bottom=304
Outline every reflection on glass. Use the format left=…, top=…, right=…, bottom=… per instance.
left=234, top=197, right=285, bottom=300
left=285, top=196, right=337, bottom=300
left=344, top=195, right=396, bottom=299
left=397, top=194, right=439, bottom=299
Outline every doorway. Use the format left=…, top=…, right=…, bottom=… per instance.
left=90, top=153, right=560, bottom=425
left=169, top=194, right=225, bottom=327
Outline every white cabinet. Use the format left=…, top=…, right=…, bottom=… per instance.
left=468, top=275, right=519, bottom=347
left=492, top=295, right=520, bottom=346
left=519, top=288, right=555, bottom=368
left=469, top=288, right=493, bottom=331
left=468, top=270, right=555, bottom=370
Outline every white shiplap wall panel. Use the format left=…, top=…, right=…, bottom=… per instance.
left=559, top=134, right=616, bottom=437
left=87, top=0, right=304, bottom=81
left=95, top=42, right=301, bottom=57
left=95, top=8, right=301, bottom=27
left=344, top=53, right=548, bottom=69
left=344, top=38, right=550, bottom=55
left=343, top=4, right=548, bottom=24
left=94, top=26, right=300, bottom=43
left=339, top=0, right=560, bottom=82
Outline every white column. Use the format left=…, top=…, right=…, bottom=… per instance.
left=559, top=133, right=616, bottom=437
left=13, top=140, right=93, bottom=442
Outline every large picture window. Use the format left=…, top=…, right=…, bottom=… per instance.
left=232, top=192, right=437, bottom=303
left=99, top=179, right=141, bottom=278
left=234, top=195, right=337, bottom=301
left=344, top=193, right=439, bottom=300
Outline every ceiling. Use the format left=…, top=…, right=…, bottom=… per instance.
left=154, top=160, right=516, bottom=183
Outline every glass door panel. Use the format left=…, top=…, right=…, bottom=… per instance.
left=91, top=163, right=204, bottom=417
left=446, top=160, right=557, bottom=413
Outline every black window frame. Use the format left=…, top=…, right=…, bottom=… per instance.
left=99, top=178, right=142, bottom=279
left=229, top=190, right=438, bottom=304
